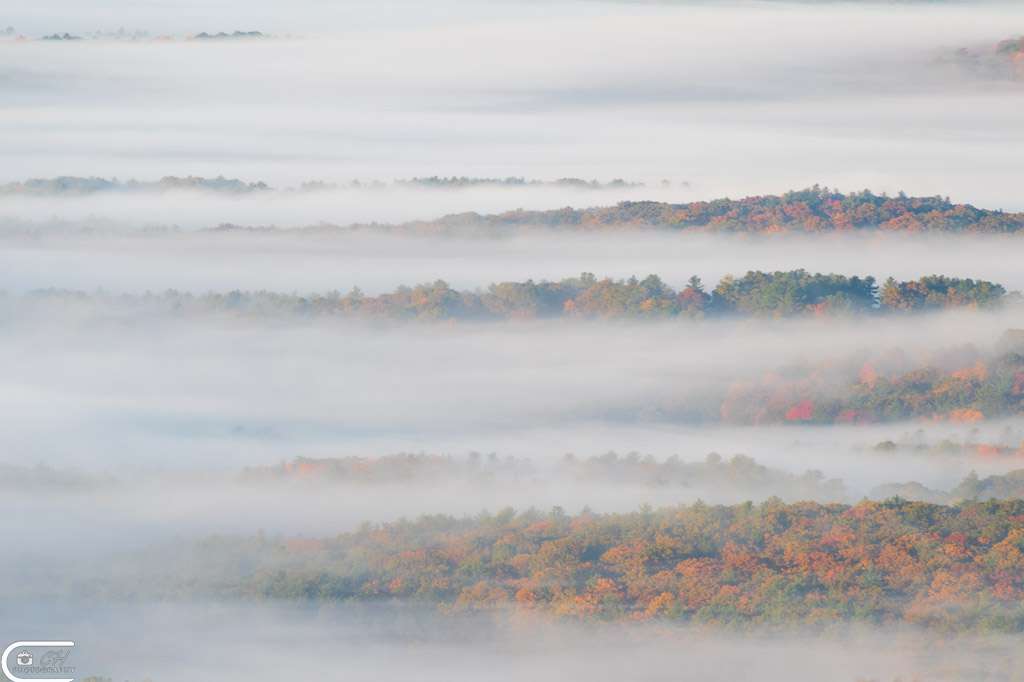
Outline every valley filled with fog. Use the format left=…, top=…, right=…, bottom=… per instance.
left=4, top=1, right=1024, bottom=204
left=3, top=1, right=1024, bottom=681
left=4, top=229, right=1024, bottom=296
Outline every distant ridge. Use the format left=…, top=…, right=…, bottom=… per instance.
left=5, top=178, right=1024, bottom=234
left=364, top=187, right=1024, bottom=235
left=0, top=175, right=270, bottom=195
left=0, top=175, right=651, bottom=195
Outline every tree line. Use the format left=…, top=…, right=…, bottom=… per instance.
left=23, top=270, right=1014, bottom=321
left=8, top=450, right=1024, bottom=504
left=715, top=330, right=1024, bottom=426
left=351, top=186, right=1024, bottom=235
left=7, top=181, right=1024, bottom=234
left=85, top=497, right=1024, bottom=633
left=241, top=451, right=1024, bottom=505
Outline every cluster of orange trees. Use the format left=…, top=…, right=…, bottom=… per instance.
left=717, top=331, right=1024, bottom=426
left=103, top=498, right=1024, bottom=632
left=942, top=35, right=1024, bottom=82
left=383, top=187, right=1024, bottom=235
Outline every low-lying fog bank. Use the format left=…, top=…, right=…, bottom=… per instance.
left=0, top=181, right=694, bottom=232
left=2, top=428, right=1021, bottom=559
left=1, top=308, right=1020, bottom=466
left=3, top=601, right=1022, bottom=682
left=3, top=228, right=1024, bottom=297
left=5, top=2, right=1024, bottom=207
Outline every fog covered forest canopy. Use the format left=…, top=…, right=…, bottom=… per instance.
left=8, top=181, right=1024, bottom=234
left=70, top=497, right=1024, bottom=634
left=14, top=448, right=1024, bottom=505
left=20, top=270, right=1014, bottom=320
left=338, top=188, right=1024, bottom=235
left=5, top=2, right=1024, bottom=681
left=0, top=175, right=643, bottom=195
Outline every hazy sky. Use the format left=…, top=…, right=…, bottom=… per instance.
left=3, top=1, right=1024, bottom=209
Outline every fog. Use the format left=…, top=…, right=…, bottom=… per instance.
left=2, top=230, right=1024, bottom=296
left=0, top=183, right=696, bottom=232
left=4, top=0, right=1024, bottom=676
left=3, top=1, right=1024, bottom=207
left=2, top=304, right=1020, bottom=475
left=3, top=299, right=1021, bottom=567
left=0, top=419, right=1019, bottom=556
left=4, top=602, right=1022, bottom=682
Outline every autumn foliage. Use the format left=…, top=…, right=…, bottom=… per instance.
left=26, top=270, right=1013, bottom=322
left=369, top=186, right=1024, bottom=235
left=941, top=35, right=1024, bottom=82
left=108, top=498, right=1024, bottom=633
left=717, top=330, right=1024, bottom=426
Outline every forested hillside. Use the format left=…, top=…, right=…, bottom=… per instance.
left=941, top=34, right=1024, bottom=81
left=715, top=329, right=1024, bottom=426
left=22, top=271, right=1014, bottom=321
left=348, top=188, right=1024, bottom=235
left=89, top=498, right=1024, bottom=633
